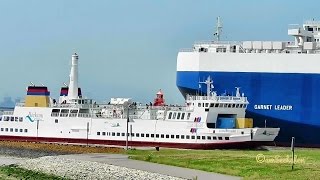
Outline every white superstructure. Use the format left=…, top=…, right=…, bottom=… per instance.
left=178, top=19, right=320, bottom=74
left=0, top=53, right=279, bottom=149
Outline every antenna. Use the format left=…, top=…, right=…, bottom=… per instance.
left=235, top=87, right=241, bottom=97
left=30, top=82, right=35, bottom=86
left=214, top=16, right=223, bottom=41
left=63, top=82, right=68, bottom=87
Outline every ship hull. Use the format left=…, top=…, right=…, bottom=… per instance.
left=0, top=135, right=271, bottom=149
left=177, top=71, right=320, bottom=147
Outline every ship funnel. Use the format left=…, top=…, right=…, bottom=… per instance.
left=67, top=53, right=79, bottom=101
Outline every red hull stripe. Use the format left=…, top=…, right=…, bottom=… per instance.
left=0, top=135, right=271, bottom=149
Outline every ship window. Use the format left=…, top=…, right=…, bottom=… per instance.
left=225, top=137, right=230, bottom=140
left=181, top=135, right=185, bottom=139
left=210, top=103, right=214, bottom=107
left=172, top=113, right=176, bottom=119
left=5, top=128, right=8, bottom=132
left=15, top=117, right=18, bottom=121
left=112, top=132, right=115, bottom=136
left=11, top=117, right=14, bottom=121
left=151, top=134, right=154, bottom=138
left=165, top=134, right=169, bottom=138
left=236, top=104, right=239, bottom=108
left=202, top=103, right=204, bottom=107
left=102, top=132, right=106, bottom=136
left=4, top=116, right=9, bottom=121
left=15, top=128, right=18, bottom=132
left=136, top=133, right=139, bottom=137
left=171, top=135, right=174, bottom=139
left=0, top=117, right=2, bottom=121
left=207, top=136, right=211, bottom=140
left=232, top=104, right=236, bottom=108
left=97, top=132, right=100, bottom=135
left=10, top=128, right=13, bottom=132
left=215, top=103, right=219, bottom=107
left=181, top=113, right=185, bottom=120
left=186, top=135, right=190, bottom=139
left=205, top=103, right=209, bottom=107
left=198, top=103, right=201, bottom=107
left=121, top=133, right=125, bottom=136
left=131, top=133, right=134, bottom=137
left=0, top=128, right=2, bottom=131
left=55, top=119, right=58, bottom=123
left=24, top=129, right=28, bottom=133
left=176, top=135, right=180, bottom=139
left=218, top=137, right=223, bottom=140
left=156, top=134, right=159, bottom=138
left=219, top=103, right=223, bottom=107
left=228, top=104, right=232, bottom=108
left=202, top=136, right=206, bottom=140
left=141, top=133, right=145, bottom=137
left=187, top=113, right=191, bottom=120
left=212, top=136, right=217, bottom=140
left=177, top=113, right=181, bottom=119
left=146, top=134, right=150, bottom=137
left=244, top=104, right=247, bottom=108
left=197, top=136, right=200, bottom=140
left=19, top=117, right=23, bottom=122
left=168, top=112, right=172, bottom=119
left=19, top=129, right=23, bottom=132
left=191, top=136, right=195, bottom=139
left=161, top=134, right=164, bottom=138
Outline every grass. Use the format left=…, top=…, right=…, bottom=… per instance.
left=0, top=164, right=69, bottom=180
left=1, top=141, right=320, bottom=179
left=127, top=148, right=320, bottom=180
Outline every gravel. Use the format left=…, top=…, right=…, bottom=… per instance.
left=18, top=156, right=186, bottom=180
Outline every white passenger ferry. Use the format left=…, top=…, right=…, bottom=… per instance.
left=0, top=53, right=279, bottom=149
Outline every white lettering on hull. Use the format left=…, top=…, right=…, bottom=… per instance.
left=253, top=105, right=293, bottom=111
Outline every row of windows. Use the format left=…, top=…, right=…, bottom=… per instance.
left=0, top=116, right=23, bottom=122
left=199, top=103, right=247, bottom=108
left=168, top=112, right=191, bottom=120
left=96, top=131, right=229, bottom=141
left=0, top=128, right=28, bottom=133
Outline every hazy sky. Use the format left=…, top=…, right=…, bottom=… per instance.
left=0, top=0, right=319, bottom=104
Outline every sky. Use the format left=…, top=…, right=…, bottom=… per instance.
left=0, top=0, right=319, bottom=105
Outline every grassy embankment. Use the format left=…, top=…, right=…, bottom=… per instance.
left=0, top=141, right=319, bottom=179
left=127, top=148, right=320, bottom=180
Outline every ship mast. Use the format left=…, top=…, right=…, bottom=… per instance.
left=68, top=53, right=79, bottom=101
left=215, top=16, right=223, bottom=41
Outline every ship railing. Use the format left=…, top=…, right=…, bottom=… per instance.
left=78, top=113, right=92, bottom=118
left=15, top=102, right=25, bottom=107
left=2, top=111, right=13, bottom=115
left=194, top=40, right=240, bottom=45
left=179, top=48, right=194, bottom=52
left=304, top=20, right=320, bottom=25
left=186, top=94, right=247, bottom=102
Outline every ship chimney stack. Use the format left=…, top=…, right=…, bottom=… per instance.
left=68, top=53, right=79, bottom=101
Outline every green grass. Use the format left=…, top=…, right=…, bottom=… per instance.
left=0, top=164, right=69, bottom=180
left=127, top=148, right=320, bottom=180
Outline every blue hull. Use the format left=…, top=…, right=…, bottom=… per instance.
left=177, top=71, right=320, bottom=147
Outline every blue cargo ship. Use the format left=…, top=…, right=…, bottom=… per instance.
left=176, top=18, right=320, bottom=147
